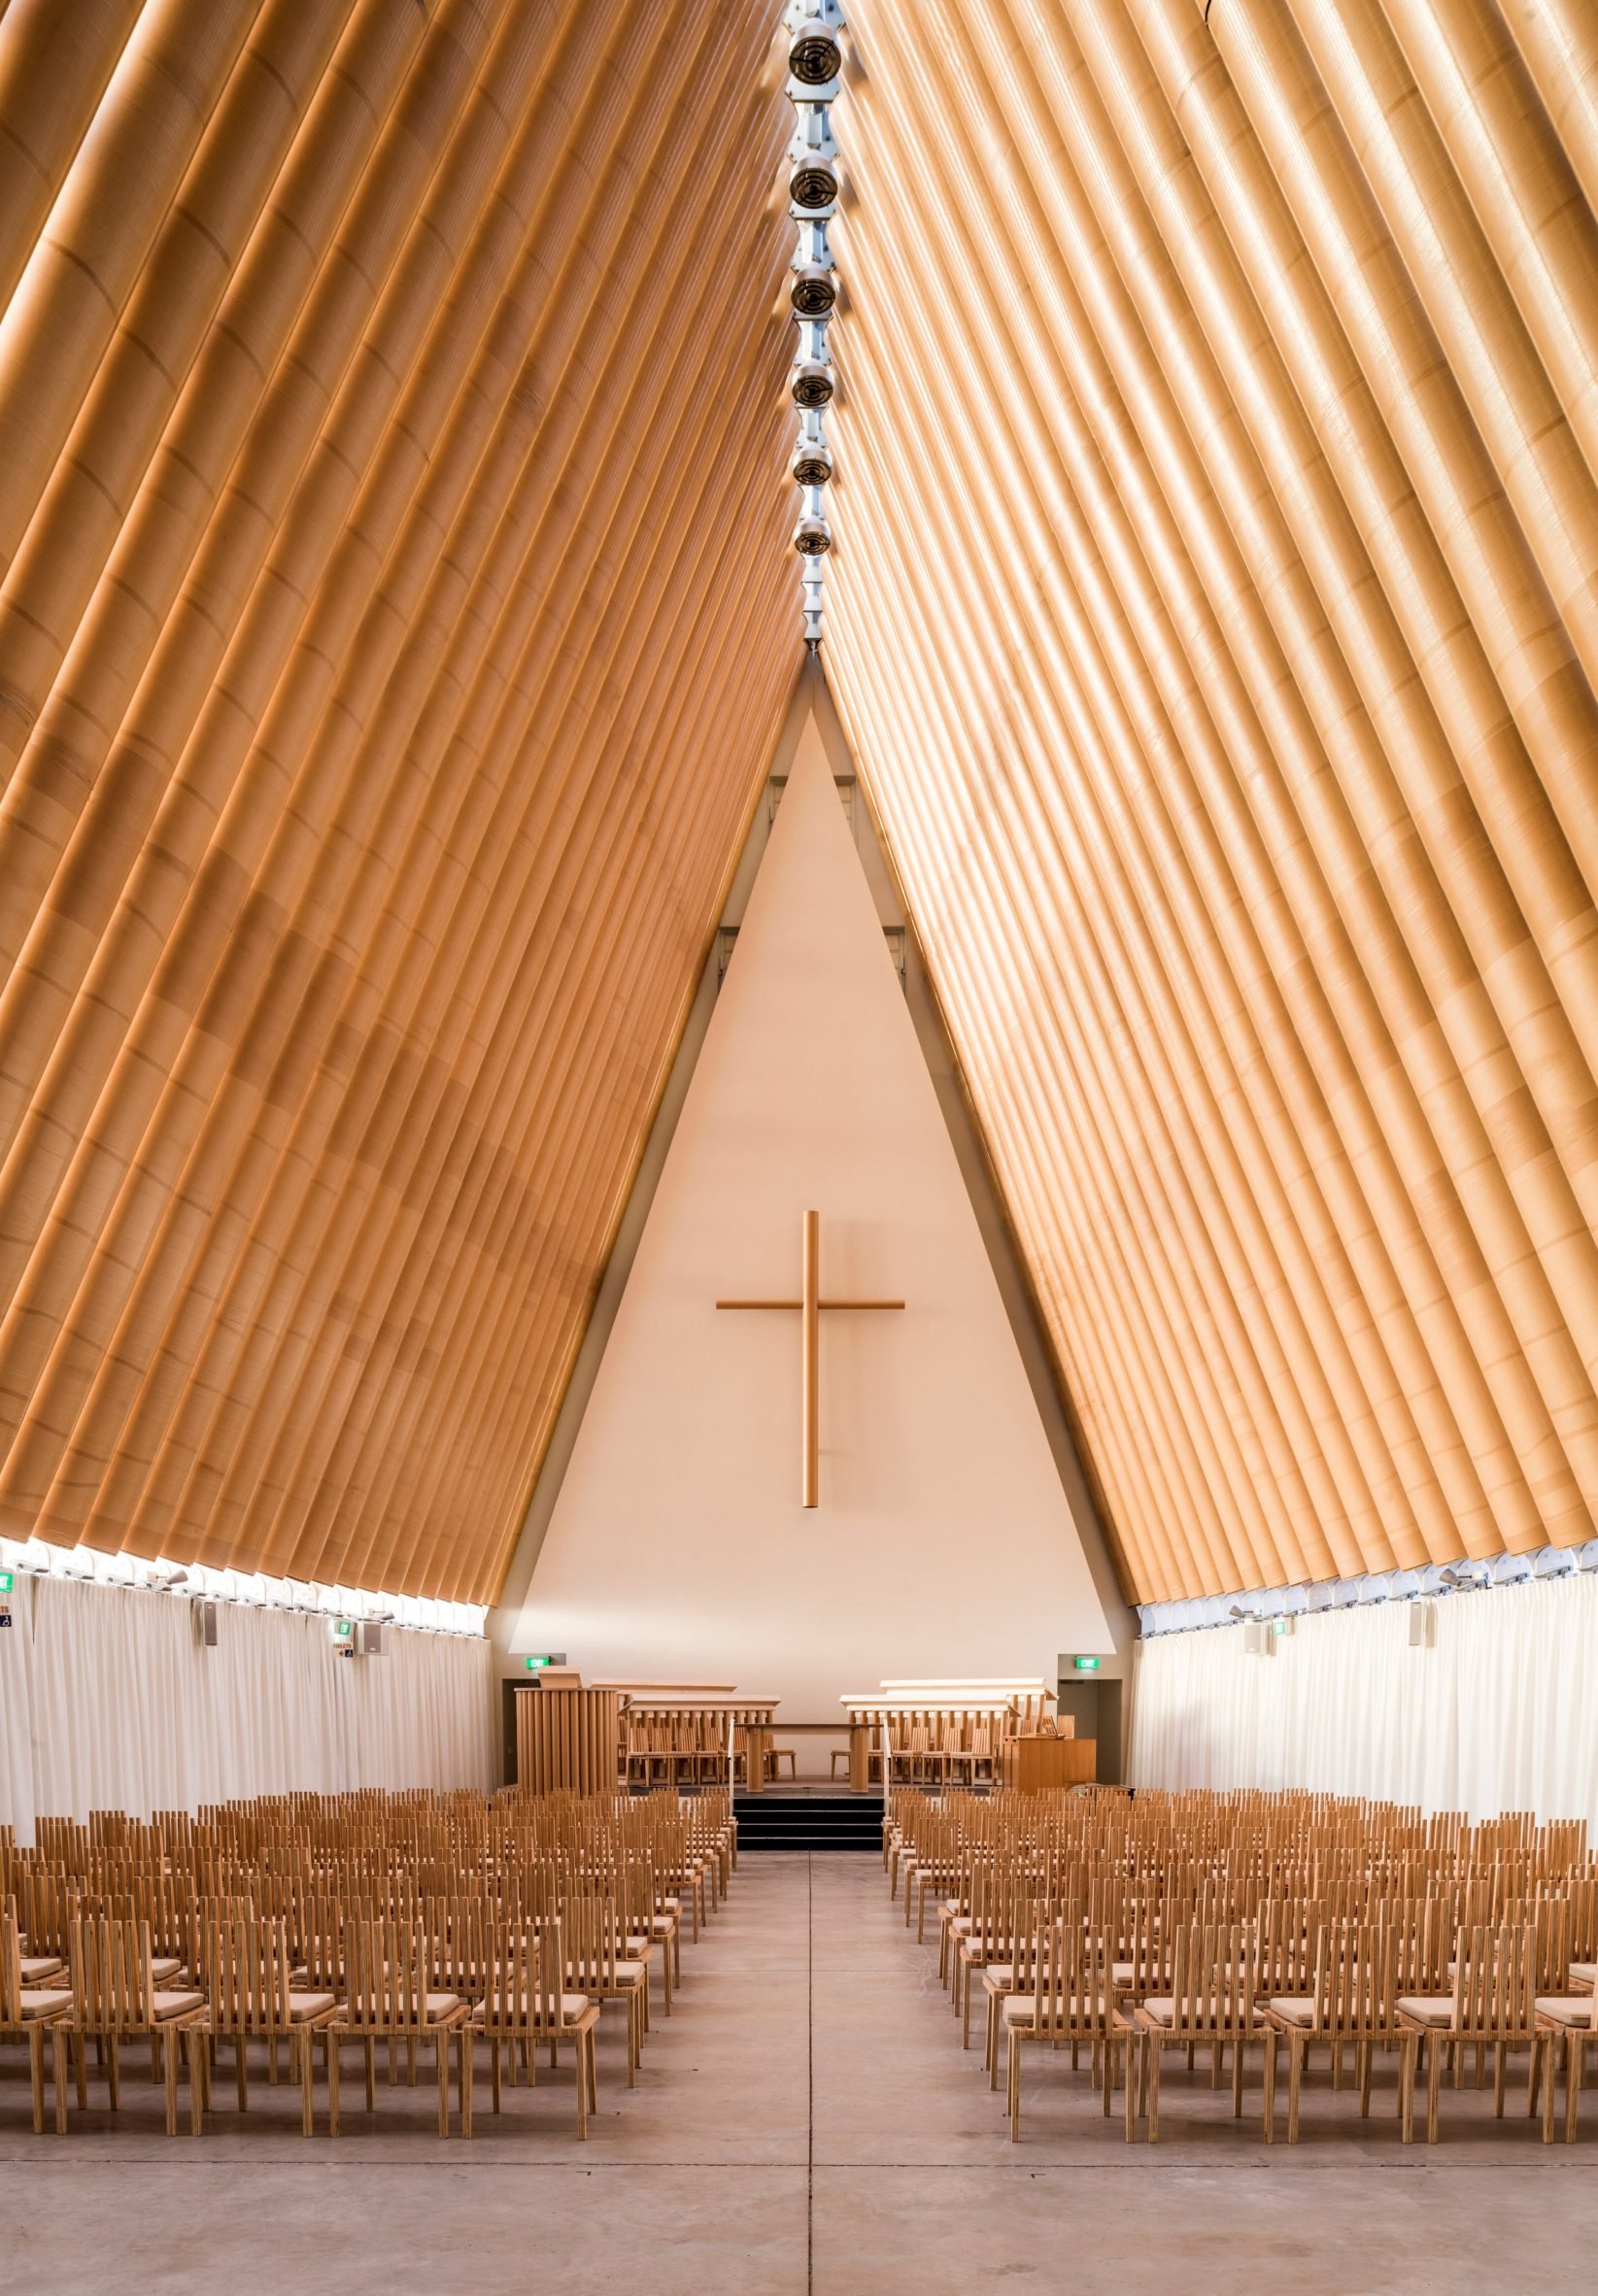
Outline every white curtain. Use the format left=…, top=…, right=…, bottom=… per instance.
left=1130, top=1571, right=1598, bottom=1832
left=0, top=1575, right=494, bottom=1842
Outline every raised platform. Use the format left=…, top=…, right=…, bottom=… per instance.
left=734, top=1790, right=884, bottom=1852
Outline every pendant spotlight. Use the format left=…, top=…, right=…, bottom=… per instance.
left=791, top=436, right=833, bottom=487
left=789, top=15, right=843, bottom=85
left=791, top=357, right=833, bottom=409
left=783, top=3, right=846, bottom=653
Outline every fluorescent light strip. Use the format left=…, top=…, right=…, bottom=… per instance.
left=0, top=1532, right=486, bottom=1638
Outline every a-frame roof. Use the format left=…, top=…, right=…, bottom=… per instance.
left=2, top=0, right=1597, bottom=1606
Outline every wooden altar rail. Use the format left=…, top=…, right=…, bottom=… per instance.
left=515, top=1688, right=621, bottom=1796
left=618, top=1700, right=780, bottom=1794
left=840, top=1697, right=1067, bottom=1793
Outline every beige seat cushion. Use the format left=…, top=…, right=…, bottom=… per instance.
left=425, top=1991, right=461, bottom=2020
left=470, top=1992, right=592, bottom=2025
left=18, top=1988, right=72, bottom=2020
left=1536, top=1996, right=1594, bottom=2028
left=1397, top=1995, right=1456, bottom=2027
left=1136, top=1999, right=1262, bottom=2030
left=1571, top=1962, right=1597, bottom=1992
left=19, top=1955, right=63, bottom=1983
left=152, top=1990, right=205, bottom=2020
left=150, top=1957, right=184, bottom=1985
left=287, top=1991, right=337, bottom=2021
left=982, top=1966, right=1016, bottom=1991
left=1003, top=1993, right=1106, bottom=2026
left=1266, top=1996, right=1317, bottom=2026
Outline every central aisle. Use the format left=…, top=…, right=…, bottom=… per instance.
left=13, top=1853, right=1595, bottom=2293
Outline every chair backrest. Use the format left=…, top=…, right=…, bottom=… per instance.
left=1027, top=1921, right=1109, bottom=2039
left=0, top=1910, right=28, bottom=2024
left=476, top=1921, right=547, bottom=2037
left=1167, top=1922, right=1255, bottom=2036
left=71, top=1915, right=154, bottom=2033
left=1451, top=1923, right=1539, bottom=2039
left=1309, top=1919, right=1395, bottom=2034
left=340, top=1918, right=431, bottom=2033
left=561, top=1896, right=620, bottom=1988
left=206, top=1915, right=294, bottom=2035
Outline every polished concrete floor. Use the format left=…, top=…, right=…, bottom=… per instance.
left=6, top=1853, right=1596, bottom=2293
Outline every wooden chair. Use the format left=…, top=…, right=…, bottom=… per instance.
left=561, top=1895, right=648, bottom=2088
left=1003, top=1923, right=1135, bottom=2142
left=1260, top=1919, right=1398, bottom=2143
left=0, top=1910, right=72, bottom=2132
left=200, top=1914, right=337, bottom=2137
left=1395, top=1923, right=1547, bottom=2144
left=463, top=1920, right=600, bottom=2139
left=324, top=1918, right=469, bottom=2138
left=1132, top=1923, right=1268, bottom=2141
left=59, top=1915, right=205, bottom=2137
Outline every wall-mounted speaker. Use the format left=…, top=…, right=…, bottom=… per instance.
left=356, top=1619, right=387, bottom=1657
left=193, top=1599, right=219, bottom=1648
left=1408, top=1601, right=1437, bottom=1648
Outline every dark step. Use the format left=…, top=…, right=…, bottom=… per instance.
left=734, top=1794, right=885, bottom=1851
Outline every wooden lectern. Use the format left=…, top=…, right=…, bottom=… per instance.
left=1000, top=1737, right=1097, bottom=1790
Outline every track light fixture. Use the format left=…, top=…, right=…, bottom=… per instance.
left=782, top=3, right=846, bottom=652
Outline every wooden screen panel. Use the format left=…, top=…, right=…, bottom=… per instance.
left=516, top=1689, right=620, bottom=1798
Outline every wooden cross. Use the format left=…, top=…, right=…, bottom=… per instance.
left=716, top=1209, right=904, bottom=1507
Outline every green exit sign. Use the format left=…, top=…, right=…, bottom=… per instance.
left=1072, top=1655, right=1102, bottom=1671
left=330, top=1617, right=353, bottom=1642
left=0, top=1570, right=12, bottom=1594
left=525, top=1655, right=551, bottom=1671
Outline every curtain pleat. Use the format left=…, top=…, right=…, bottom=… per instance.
left=1131, top=1572, right=1598, bottom=1829
left=0, top=1574, right=493, bottom=1841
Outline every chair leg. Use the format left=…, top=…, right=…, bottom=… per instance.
left=29, top=2025, right=47, bottom=2135
left=53, top=2029, right=70, bottom=2134
left=1427, top=2031, right=1444, bottom=2144
left=1147, top=2038, right=1161, bottom=2144
left=188, top=2030, right=204, bottom=2137
left=1007, top=2030, right=1020, bottom=2143
left=461, top=2029, right=473, bottom=2139
left=1569, top=2034, right=1584, bottom=2146
left=436, top=2026, right=451, bottom=2138
left=1125, top=2035, right=1139, bottom=2142
left=163, top=2027, right=180, bottom=2138
left=1262, top=2031, right=1276, bottom=2144
left=107, top=2032, right=120, bottom=2113
left=327, top=2036, right=341, bottom=2138
left=1400, top=2032, right=1416, bottom=2144
left=1288, top=2034, right=1304, bottom=2144
left=299, top=2030, right=315, bottom=2139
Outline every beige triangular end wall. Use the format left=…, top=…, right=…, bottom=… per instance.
left=501, top=681, right=1114, bottom=1715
